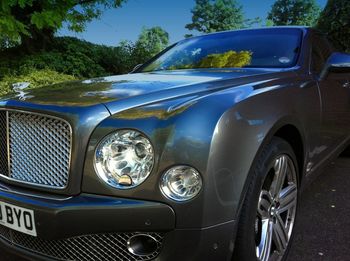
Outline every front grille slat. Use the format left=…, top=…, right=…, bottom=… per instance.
left=0, top=110, right=72, bottom=189
left=0, top=225, right=163, bottom=261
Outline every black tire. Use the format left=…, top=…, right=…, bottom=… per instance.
left=232, top=137, right=299, bottom=261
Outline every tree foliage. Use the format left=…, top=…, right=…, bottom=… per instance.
left=185, top=0, right=245, bottom=34
left=0, top=26, right=170, bottom=81
left=198, top=51, right=252, bottom=68
left=0, top=69, right=76, bottom=96
left=131, top=26, right=169, bottom=65
left=317, top=0, right=350, bottom=52
left=0, top=0, right=126, bottom=51
left=164, top=51, right=252, bottom=70
left=0, top=37, right=113, bottom=78
left=268, top=0, right=321, bottom=26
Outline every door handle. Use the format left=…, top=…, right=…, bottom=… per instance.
left=343, top=81, right=350, bottom=88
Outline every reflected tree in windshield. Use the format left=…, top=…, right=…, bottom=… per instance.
left=167, top=50, right=252, bottom=70
left=141, top=28, right=302, bottom=72
left=198, top=51, right=252, bottom=68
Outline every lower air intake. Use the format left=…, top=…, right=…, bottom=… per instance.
left=0, top=225, right=163, bottom=261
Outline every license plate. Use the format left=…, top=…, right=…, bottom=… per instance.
left=0, top=202, right=37, bottom=237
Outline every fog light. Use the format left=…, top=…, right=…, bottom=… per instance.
left=160, top=166, right=202, bottom=201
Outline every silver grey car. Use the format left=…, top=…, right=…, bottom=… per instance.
left=0, top=27, right=350, bottom=261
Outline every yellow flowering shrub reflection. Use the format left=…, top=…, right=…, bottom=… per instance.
left=169, top=50, right=252, bottom=70
left=198, top=51, right=252, bottom=68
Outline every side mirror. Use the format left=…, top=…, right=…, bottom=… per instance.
left=130, top=64, right=143, bottom=74
left=320, top=52, right=350, bottom=80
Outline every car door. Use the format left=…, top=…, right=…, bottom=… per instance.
left=312, top=33, right=350, bottom=152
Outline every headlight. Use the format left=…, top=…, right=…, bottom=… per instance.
left=94, top=130, right=154, bottom=189
left=160, top=166, right=202, bottom=201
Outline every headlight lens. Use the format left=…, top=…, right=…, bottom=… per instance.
left=94, top=130, right=154, bottom=189
left=160, top=166, right=202, bottom=201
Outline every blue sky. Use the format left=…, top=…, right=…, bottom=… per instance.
left=58, top=0, right=328, bottom=46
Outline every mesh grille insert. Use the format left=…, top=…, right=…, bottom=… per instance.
left=0, top=111, right=8, bottom=176
left=0, top=225, right=163, bottom=261
left=0, top=110, right=72, bottom=189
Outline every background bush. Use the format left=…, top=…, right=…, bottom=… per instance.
left=0, top=26, right=170, bottom=95
left=0, top=69, right=76, bottom=96
left=0, top=37, right=122, bottom=78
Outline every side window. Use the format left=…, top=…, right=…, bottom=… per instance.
left=311, top=34, right=333, bottom=75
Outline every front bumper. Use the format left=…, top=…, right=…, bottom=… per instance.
left=0, top=186, right=236, bottom=261
left=0, top=187, right=175, bottom=240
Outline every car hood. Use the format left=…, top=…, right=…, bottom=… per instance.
left=0, top=69, right=278, bottom=109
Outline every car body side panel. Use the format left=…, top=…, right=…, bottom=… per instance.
left=318, top=72, right=350, bottom=149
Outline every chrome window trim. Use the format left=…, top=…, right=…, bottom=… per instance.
left=0, top=108, right=73, bottom=190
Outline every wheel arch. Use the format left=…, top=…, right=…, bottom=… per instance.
left=231, top=120, right=306, bottom=257
left=274, top=124, right=305, bottom=184
left=234, top=118, right=306, bottom=223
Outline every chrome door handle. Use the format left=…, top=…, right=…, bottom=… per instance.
left=343, top=81, right=350, bottom=88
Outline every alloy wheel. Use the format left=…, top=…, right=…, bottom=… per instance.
left=255, top=155, right=298, bottom=261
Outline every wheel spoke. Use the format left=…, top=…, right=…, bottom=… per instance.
left=258, top=190, right=273, bottom=218
left=278, top=184, right=297, bottom=213
left=272, top=214, right=288, bottom=253
left=257, top=219, right=273, bottom=261
left=271, top=156, right=288, bottom=198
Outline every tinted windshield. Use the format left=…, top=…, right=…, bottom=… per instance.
left=141, top=29, right=302, bottom=72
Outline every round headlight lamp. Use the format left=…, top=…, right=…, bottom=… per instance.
left=94, top=130, right=154, bottom=189
left=160, top=166, right=202, bottom=201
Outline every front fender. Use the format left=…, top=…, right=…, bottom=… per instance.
left=81, top=93, right=230, bottom=229
left=82, top=75, right=317, bottom=230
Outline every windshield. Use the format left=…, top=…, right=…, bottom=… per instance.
left=140, top=28, right=303, bottom=72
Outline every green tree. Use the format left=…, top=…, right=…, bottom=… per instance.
left=115, top=40, right=137, bottom=73
left=132, top=26, right=169, bottom=65
left=185, top=0, right=245, bottom=34
left=317, top=0, right=350, bottom=52
left=0, top=0, right=126, bottom=52
left=268, top=0, right=321, bottom=26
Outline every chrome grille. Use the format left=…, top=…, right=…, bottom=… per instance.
left=0, top=110, right=72, bottom=188
left=0, top=224, right=11, bottom=240
left=0, top=226, right=163, bottom=261
left=0, top=111, right=8, bottom=176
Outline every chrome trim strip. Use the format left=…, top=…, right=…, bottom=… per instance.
left=0, top=108, right=73, bottom=190
left=307, top=137, right=350, bottom=176
left=126, top=234, right=159, bottom=257
left=6, top=111, right=10, bottom=178
left=0, top=187, right=73, bottom=201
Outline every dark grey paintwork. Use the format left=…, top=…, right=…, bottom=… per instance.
left=1, top=27, right=350, bottom=261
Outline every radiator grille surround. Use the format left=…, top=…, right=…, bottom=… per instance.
left=0, top=110, right=72, bottom=189
left=0, top=225, right=163, bottom=261
left=0, top=111, right=8, bottom=176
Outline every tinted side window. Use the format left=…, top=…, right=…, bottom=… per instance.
left=311, top=34, right=333, bottom=75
